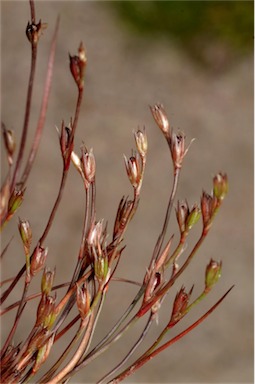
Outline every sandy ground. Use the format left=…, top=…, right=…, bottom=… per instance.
left=1, top=2, right=253, bottom=383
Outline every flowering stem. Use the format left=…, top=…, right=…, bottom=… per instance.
left=109, top=286, right=234, bottom=383
left=137, top=286, right=213, bottom=360
left=149, top=167, right=180, bottom=270
left=39, top=169, right=68, bottom=246
left=20, top=16, right=60, bottom=186
left=58, top=289, right=107, bottom=383
left=76, top=284, right=145, bottom=368
left=68, top=184, right=91, bottom=289
left=0, top=276, right=30, bottom=358
left=69, top=309, right=141, bottom=378
left=10, top=0, right=38, bottom=193
left=39, top=314, right=86, bottom=382
left=47, top=285, right=103, bottom=382
left=47, top=313, right=94, bottom=384
left=137, top=224, right=211, bottom=318
left=97, top=311, right=155, bottom=384
left=39, top=288, right=102, bottom=384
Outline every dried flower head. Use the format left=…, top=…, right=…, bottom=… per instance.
left=134, top=127, right=148, bottom=158
left=41, top=267, right=56, bottom=295
left=168, top=285, right=193, bottom=327
left=170, top=130, right=194, bottom=170
left=26, top=20, right=47, bottom=45
left=81, top=147, right=96, bottom=186
left=69, top=42, right=87, bottom=90
left=76, top=284, right=90, bottom=319
left=124, top=153, right=141, bottom=189
left=18, top=219, right=32, bottom=252
left=201, top=191, right=218, bottom=231
left=150, top=103, right=170, bottom=136
left=31, top=244, right=48, bottom=277
left=2, top=123, right=16, bottom=165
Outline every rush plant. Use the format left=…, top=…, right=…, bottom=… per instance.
left=0, top=1, right=232, bottom=383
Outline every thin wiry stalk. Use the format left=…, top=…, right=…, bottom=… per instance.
left=68, top=182, right=92, bottom=290
left=0, top=279, right=30, bottom=358
left=109, top=286, right=234, bottom=384
left=97, top=311, right=155, bottom=384
left=150, top=167, right=180, bottom=268
left=10, top=0, right=38, bottom=193
left=47, top=312, right=95, bottom=384
left=58, top=289, right=107, bottom=383
left=39, top=315, right=87, bottom=382
left=1, top=282, right=70, bottom=316
left=29, top=0, right=36, bottom=23
left=72, top=284, right=145, bottom=373
left=20, top=16, right=60, bottom=187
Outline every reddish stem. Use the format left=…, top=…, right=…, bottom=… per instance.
left=10, top=2, right=38, bottom=193
left=111, top=286, right=234, bottom=383
left=20, top=16, right=60, bottom=186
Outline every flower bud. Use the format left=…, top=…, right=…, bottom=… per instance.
left=76, top=284, right=90, bottom=320
left=94, top=255, right=109, bottom=283
left=124, top=153, right=141, bottom=188
left=87, top=220, right=104, bottom=247
left=59, top=122, right=74, bottom=170
left=2, top=124, right=16, bottom=165
left=0, top=179, right=10, bottom=220
left=81, top=148, right=96, bottom=185
left=71, top=151, right=84, bottom=179
left=168, top=285, right=193, bottom=327
left=113, top=197, right=133, bottom=240
left=170, top=130, right=190, bottom=170
left=201, top=191, right=218, bottom=230
left=213, top=173, right=228, bottom=201
left=41, top=267, right=55, bottom=295
left=26, top=20, right=47, bottom=45
left=60, top=122, right=71, bottom=154
left=176, top=200, right=189, bottom=233
left=205, top=259, right=222, bottom=292
left=8, top=187, right=25, bottom=218
left=36, top=294, right=56, bottom=328
left=33, top=334, right=54, bottom=373
left=186, top=204, right=201, bottom=230
left=31, top=244, right=48, bottom=277
left=69, top=42, right=87, bottom=90
left=150, top=104, right=170, bottom=135
left=134, top=128, right=147, bottom=158
left=18, top=219, right=32, bottom=252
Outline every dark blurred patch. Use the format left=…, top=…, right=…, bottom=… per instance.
left=110, top=1, right=253, bottom=71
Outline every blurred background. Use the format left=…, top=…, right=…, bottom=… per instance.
left=1, top=1, right=253, bottom=383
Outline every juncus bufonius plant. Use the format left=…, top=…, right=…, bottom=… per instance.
left=0, top=1, right=232, bottom=383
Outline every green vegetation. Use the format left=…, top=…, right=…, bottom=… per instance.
left=111, top=1, right=253, bottom=68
